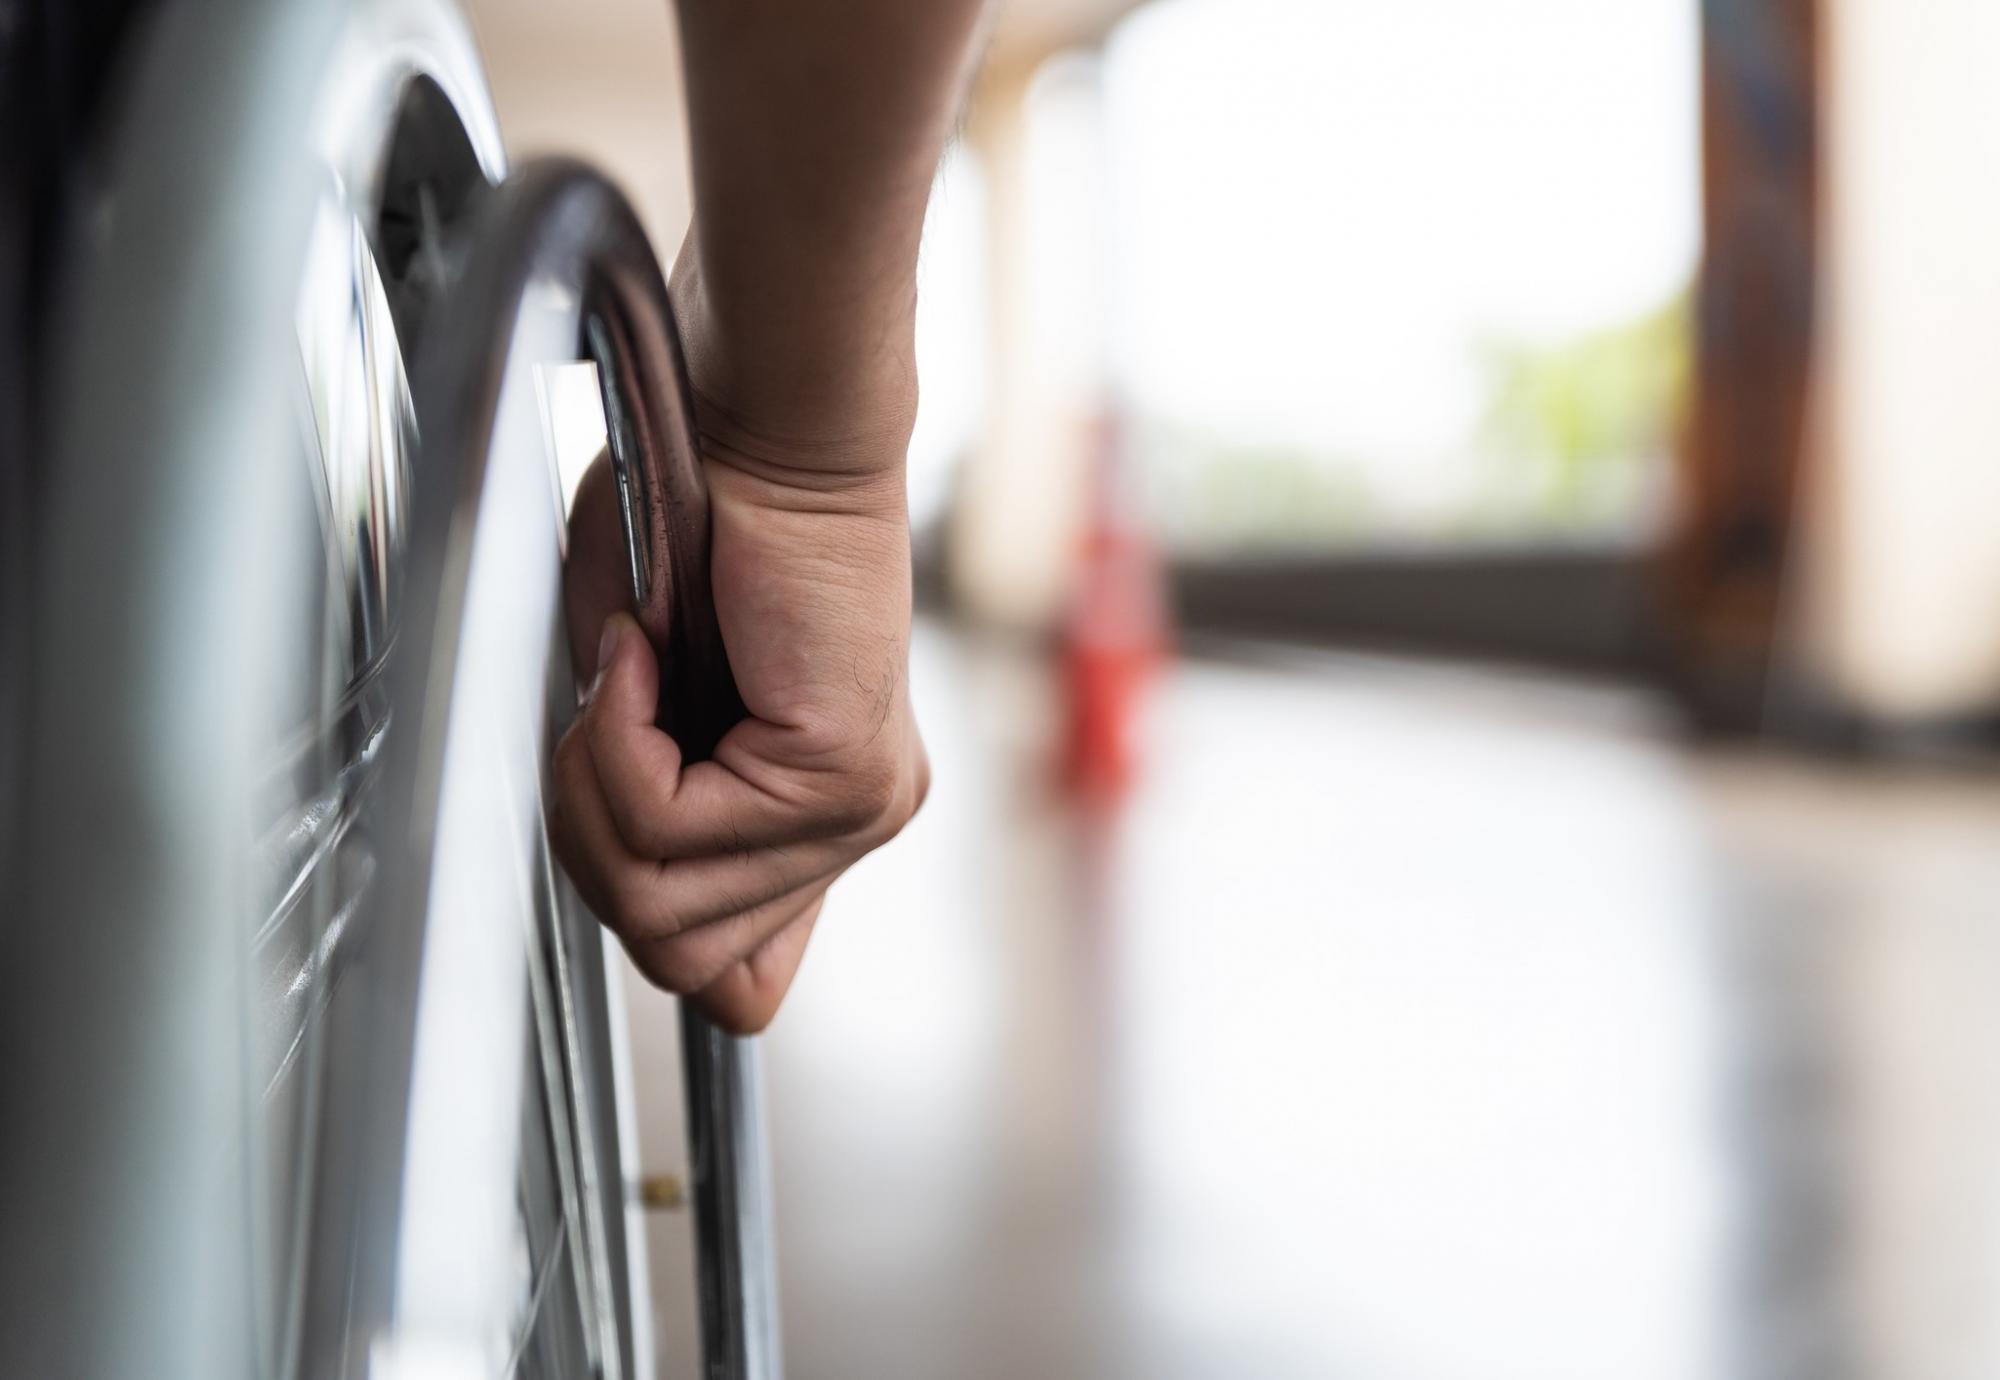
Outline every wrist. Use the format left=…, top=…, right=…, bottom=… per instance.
left=668, top=236, right=919, bottom=484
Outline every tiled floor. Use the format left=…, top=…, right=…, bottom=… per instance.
left=625, top=620, right=2000, bottom=1380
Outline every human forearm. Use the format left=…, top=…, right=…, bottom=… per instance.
left=670, top=0, right=990, bottom=454
left=554, top=2, right=979, bottom=1029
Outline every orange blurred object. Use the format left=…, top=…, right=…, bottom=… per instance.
left=1059, top=410, right=1170, bottom=800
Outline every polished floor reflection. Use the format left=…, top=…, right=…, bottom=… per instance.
left=630, top=620, right=2000, bottom=1380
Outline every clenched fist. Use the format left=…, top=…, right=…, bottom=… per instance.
left=553, top=0, right=986, bottom=1031
left=551, top=280, right=928, bottom=1036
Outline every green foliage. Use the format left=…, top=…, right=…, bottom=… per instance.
left=1135, top=289, right=1692, bottom=552
left=1476, top=293, right=1691, bottom=524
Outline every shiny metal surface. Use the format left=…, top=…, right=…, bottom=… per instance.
left=251, top=194, right=409, bottom=1379
left=295, top=191, right=414, bottom=687
left=572, top=167, right=782, bottom=1380
left=2, top=1, right=351, bottom=1372
left=381, top=159, right=659, bottom=1380
left=411, top=157, right=779, bottom=1380
left=582, top=170, right=782, bottom=1380
left=680, top=1012, right=787, bottom=1380
left=372, top=255, right=613, bottom=1379
left=1, top=2, right=647, bottom=1378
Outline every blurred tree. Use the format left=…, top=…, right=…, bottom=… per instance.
left=1479, top=293, right=1691, bottom=525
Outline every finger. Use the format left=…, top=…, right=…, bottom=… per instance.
left=625, top=884, right=826, bottom=1002
left=583, top=613, right=775, bottom=859
left=689, top=897, right=826, bottom=1035
left=563, top=451, right=633, bottom=685
left=558, top=707, right=856, bottom=937
left=548, top=717, right=635, bottom=926
left=584, top=616, right=911, bottom=861
left=603, top=830, right=853, bottom=939
left=581, top=611, right=685, bottom=814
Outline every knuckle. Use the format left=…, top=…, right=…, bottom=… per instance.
left=820, top=734, right=933, bottom=849
left=602, top=870, right=667, bottom=940
left=636, top=928, right=748, bottom=996
left=830, top=748, right=900, bottom=835
left=606, top=791, right=665, bottom=860
left=708, top=995, right=776, bottom=1037
left=871, top=758, right=928, bottom=846
left=640, top=939, right=726, bottom=997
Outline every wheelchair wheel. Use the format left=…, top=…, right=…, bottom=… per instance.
left=0, top=1, right=649, bottom=1376
left=412, top=157, right=781, bottom=1380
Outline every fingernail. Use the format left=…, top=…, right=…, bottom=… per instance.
left=597, top=619, right=621, bottom=675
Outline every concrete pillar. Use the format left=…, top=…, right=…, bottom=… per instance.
left=948, top=57, right=1098, bottom=631
left=1800, top=0, right=2000, bottom=718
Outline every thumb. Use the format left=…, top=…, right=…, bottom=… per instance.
left=563, top=450, right=633, bottom=684
left=589, top=611, right=662, bottom=730
left=579, top=610, right=691, bottom=856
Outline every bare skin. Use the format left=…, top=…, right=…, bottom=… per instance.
left=550, top=0, right=990, bottom=1033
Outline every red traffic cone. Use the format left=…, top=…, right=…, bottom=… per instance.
left=1059, top=410, right=1169, bottom=802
